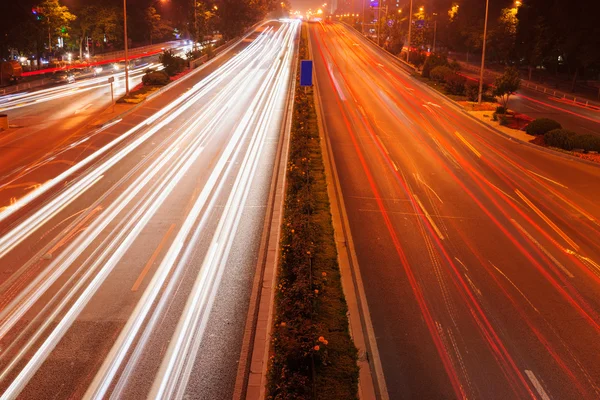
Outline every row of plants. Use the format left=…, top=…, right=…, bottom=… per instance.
left=267, top=25, right=359, bottom=400
left=526, top=118, right=600, bottom=153
left=118, top=46, right=209, bottom=103
left=421, top=53, right=494, bottom=101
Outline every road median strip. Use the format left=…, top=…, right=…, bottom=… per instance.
left=267, top=24, right=359, bottom=399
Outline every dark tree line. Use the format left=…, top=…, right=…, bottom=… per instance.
left=0, top=0, right=277, bottom=67
left=375, top=0, right=600, bottom=87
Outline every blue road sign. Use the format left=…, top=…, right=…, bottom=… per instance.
left=300, top=60, right=313, bottom=87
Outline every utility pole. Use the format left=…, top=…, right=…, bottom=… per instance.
left=123, top=0, right=129, bottom=96
left=362, top=0, right=366, bottom=35
left=477, top=0, right=489, bottom=104
left=432, top=13, right=437, bottom=53
left=406, top=0, right=413, bottom=61
left=194, top=0, right=197, bottom=40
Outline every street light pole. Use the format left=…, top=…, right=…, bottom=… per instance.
left=406, top=0, right=413, bottom=61
left=477, top=0, right=489, bottom=104
left=123, top=0, right=129, bottom=96
left=432, top=12, right=437, bottom=54
left=194, top=0, right=197, bottom=39
left=362, top=0, right=366, bottom=35
left=432, top=20, right=437, bottom=53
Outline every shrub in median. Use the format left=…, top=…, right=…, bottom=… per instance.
left=449, top=59, right=461, bottom=72
left=444, top=73, right=466, bottom=96
left=422, top=53, right=449, bottom=78
left=465, top=80, right=489, bottom=102
left=525, top=118, right=562, bottom=136
left=544, top=129, right=577, bottom=150
left=429, top=66, right=453, bottom=83
left=159, top=49, right=186, bottom=76
left=142, top=70, right=169, bottom=86
left=268, top=25, right=358, bottom=400
left=495, top=105, right=507, bottom=114
left=572, top=134, right=600, bottom=152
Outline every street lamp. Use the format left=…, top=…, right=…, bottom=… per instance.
left=407, top=0, right=413, bottom=61
left=477, top=0, right=489, bottom=104
left=123, top=0, right=129, bottom=96
left=432, top=13, right=438, bottom=53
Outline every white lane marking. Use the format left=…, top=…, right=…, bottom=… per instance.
left=515, top=189, right=579, bottom=251
left=525, top=370, right=551, bottom=400
left=455, top=131, right=482, bottom=158
left=414, top=194, right=445, bottom=240
left=330, top=70, right=346, bottom=101
left=490, top=261, right=539, bottom=313
left=511, top=218, right=574, bottom=278
left=413, top=173, right=444, bottom=204
left=526, top=169, right=568, bottom=189
left=75, top=103, right=93, bottom=114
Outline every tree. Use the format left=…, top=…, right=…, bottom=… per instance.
left=216, top=0, right=269, bottom=40
left=87, top=7, right=121, bottom=53
left=383, top=9, right=406, bottom=55
left=145, top=7, right=172, bottom=45
left=493, top=67, right=520, bottom=110
left=33, top=0, right=76, bottom=53
left=488, top=7, right=518, bottom=64
left=73, top=6, right=96, bottom=58
left=193, top=1, right=218, bottom=43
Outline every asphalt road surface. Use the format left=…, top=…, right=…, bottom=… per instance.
left=0, top=20, right=298, bottom=399
left=310, top=21, right=600, bottom=400
left=0, top=45, right=195, bottom=203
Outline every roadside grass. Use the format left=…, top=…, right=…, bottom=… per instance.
left=267, top=23, right=359, bottom=400
left=116, top=83, right=160, bottom=104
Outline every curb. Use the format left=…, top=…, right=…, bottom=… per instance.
left=232, top=22, right=299, bottom=400
left=309, top=23, right=389, bottom=400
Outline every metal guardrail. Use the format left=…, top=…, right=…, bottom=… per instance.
left=0, top=78, right=54, bottom=95
left=94, top=41, right=183, bottom=63
left=0, top=41, right=184, bottom=96
left=458, top=61, right=600, bottom=110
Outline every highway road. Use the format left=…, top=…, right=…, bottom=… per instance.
left=0, top=19, right=298, bottom=399
left=310, top=21, right=600, bottom=399
left=0, top=43, right=197, bottom=209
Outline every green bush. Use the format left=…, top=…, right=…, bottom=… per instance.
left=465, top=80, right=489, bottom=102
left=422, top=53, right=449, bottom=78
left=499, top=115, right=509, bottom=126
left=429, top=66, right=453, bottom=83
left=408, top=51, right=426, bottom=67
left=571, top=134, right=600, bottom=152
left=525, top=118, right=562, bottom=136
left=449, top=60, right=461, bottom=71
left=204, top=44, right=214, bottom=59
left=444, top=73, right=466, bottom=95
left=544, top=129, right=577, bottom=150
left=142, top=70, right=169, bottom=86
left=159, top=49, right=186, bottom=76
left=495, top=105, right=507, bottom=114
